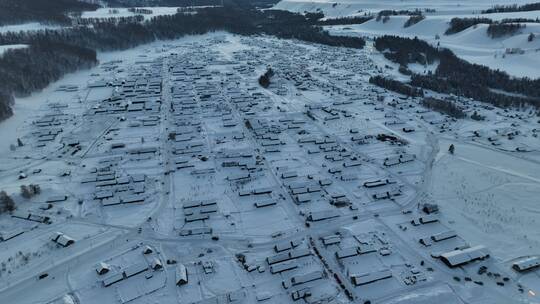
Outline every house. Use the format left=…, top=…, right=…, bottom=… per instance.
left=176, top=264, right=188, bottom=285
left=283, top=271, right=323, bottom=289
left=307, top=210, right=340, bottom=222
left=351, top=269, right=392, bottom=286
left=274, top=240, right=299, bottom=253
left=124, top=262, right=148, bottom=278
left=439, top=245, right=490, bottom=268
left=46, top=195, right=68, bottom=203
left=255, top=200, right=277, bottom=208
left=422, top=203, right=439, bottom=214
left=322, top=235, right=341, bottom=246
left=363, top=179, right=395, bottom=188
left=512, top=257, right=540, bottom=272
left=336, top=247, right=359, bottom=259
left=102, top=272, right=124, bottom=287
left=411, top=214, right=438, bottom=226
left=51, top=232, right=75, bottom=247
left=96, top=262, right=111, bottom=275
left=270, top=261, right=298, bottom=274
left=142, top=245, right=153, bottom=254
left=150, top=258, right=163, bottom=270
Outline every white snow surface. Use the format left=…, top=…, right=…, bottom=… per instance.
left=0, top=44, right=27, bottom=56
left=80, top=7, right=180, bottom=20
left=0, top=22, right=63, bottom=34
left=275, top=0, right=540, bottom=78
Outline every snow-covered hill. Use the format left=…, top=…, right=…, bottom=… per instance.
left=274, top=0, right=540, bottom=78
left=274, top=0, right=539, bottom=18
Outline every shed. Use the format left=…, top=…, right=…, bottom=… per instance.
left=51, top=232, right=75, bottom=247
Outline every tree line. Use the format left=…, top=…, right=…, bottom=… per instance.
left=374, top=36, right=540, bottom=109
left=73, top=15, right=145, bottom=26
left=445, top=17, right=536, bottom=36
left=103, top=0, right=222, bottom=7
left=482, top=2, right=540, bottom=14
left=404, top=15, right=425, bottom=28
left=316, top=16, right=373, bottom=26
left=445, top=17, right=493, bottom=35
left=421, top=97, right=466, bottom=118
left=0, top=92, right=14, bottom=121
left=369, top=76, right=424, bottom=97
left=487, top=23, right=526, bottom=38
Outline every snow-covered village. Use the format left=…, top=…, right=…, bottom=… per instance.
left=0, top=1, right=539, bottom=304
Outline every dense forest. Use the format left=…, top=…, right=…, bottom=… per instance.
left=482, top=2, right=540, bottom=14
left=445, top=17, right=492, bottom=35
left=403, top=15, right=425, bottom=28
left=0, top=92, right=14, bottom=121
left=0, top=6, right=365, bottom=121
left=487, top=23, right=526, bottom=38
left=0, top=43, right=97, bottom=96
left=316, top=16, right=373, bottom=26
left=369, top=76, right=424, bottom=97
left=500, top=18, right=540, bottom=23
left=377, top=9, right=422, bottom=18
left=103, top=0, right=221, bottom=7
left=445, top=17, right=536, bottom=36
left=0, top=0, right=99, bottom=25
left=104, top=0, right=279, bottom=8
left=421, top=97, right=466, bottom=118
left=374, top=36, right=540, bottom=109
left=374, top=36, right=439, bottom=66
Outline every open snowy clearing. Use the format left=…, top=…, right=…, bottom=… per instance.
left=80, top=7, right=181, bottom=20
left=326, top=17, right=540, bottom=78
left=0, top=44, right=28, bottom=56
left=274, top=0, right=540, bottom=78
left=274, top=0, right=540, bottom=18
left=0, top=22, right=63, bottom=34
left=432, top=139, right=540, bottom=261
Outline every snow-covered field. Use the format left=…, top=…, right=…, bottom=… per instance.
left=80, top=7, right=180, bottom=20
left=0, top=44, right=27, bottom=56
left=0, top=22, right=63, bottom=34
left=275, top=0, right=540, bottom=78
left=274, top=0, right=539, bottom=18
left=326, top=16, right=540, bottom=78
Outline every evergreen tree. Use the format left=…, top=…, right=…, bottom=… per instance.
left=0, top=191, right=15, bottom=213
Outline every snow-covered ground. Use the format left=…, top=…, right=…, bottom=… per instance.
left=274, top=0, right=540, bottom=18
left=0, top=44, right=27, bottom=56
left=80, top=7, right=180, bottom=20
left=0, top=30, right=539, bottom=303
left=432, top=138, right=540, bottom=261
left=275, top=0, right=540, bottom=78
left=0, top=22, right=63, bottom=34
left=326, top=16, right=540, bottom=78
